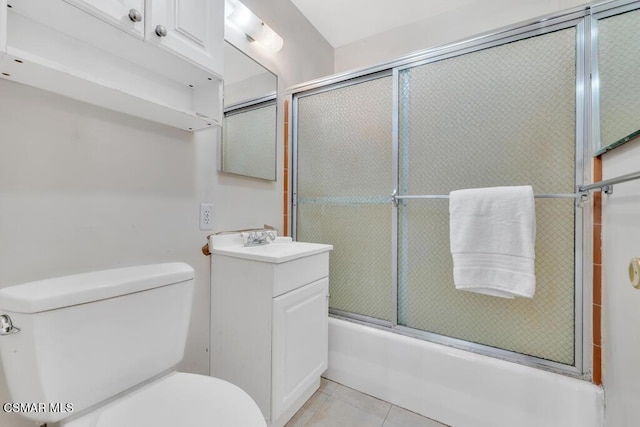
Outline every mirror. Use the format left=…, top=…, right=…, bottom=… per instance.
left=220, top=42, right=278, bottom=180
left=592, top=3, right=640, bottom=155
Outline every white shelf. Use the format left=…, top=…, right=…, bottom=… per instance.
left=0, top=3, right=223, bottom=132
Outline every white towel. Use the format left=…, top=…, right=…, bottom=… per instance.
left=449, top=186, right=536, bottom=299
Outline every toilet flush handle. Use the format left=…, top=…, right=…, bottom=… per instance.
left=0, top=315, right=20, bottom=335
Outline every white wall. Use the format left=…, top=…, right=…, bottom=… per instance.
left=230, top=0, right=334, bottom=89
left=601, top=139, right=640, bottom=426
left=0, top=1, right=332, bottom=425
left=334, top=0, right=587, bottom=72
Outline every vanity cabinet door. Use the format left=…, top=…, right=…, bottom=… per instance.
left=63, top=0, right=145, bottom=39
left=146, top=0, right=223, bottom=74
left=272, top=278, right=329, bottom=422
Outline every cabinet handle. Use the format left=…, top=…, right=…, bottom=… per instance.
left=128, top=8, right=142, bottom=22
left=155, top=25, right=168, bottom=37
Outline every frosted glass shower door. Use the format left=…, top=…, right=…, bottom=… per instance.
left=292, top=19, right=585, bottom=372
left=294, top=75, right=394, bottom=322
left=396, top=28, right=579, bottom=365
left=594, top=5, right=640, bottom=153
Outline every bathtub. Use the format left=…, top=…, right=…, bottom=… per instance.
left=325, top=318, right=603, bottom=427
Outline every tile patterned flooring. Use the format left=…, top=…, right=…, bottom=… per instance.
left=286, top=378, right=449, bottom=427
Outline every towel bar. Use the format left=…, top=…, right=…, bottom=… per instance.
left=391, top=189, right=585, bottom=207
left=390, top=169, right=640, bottom=207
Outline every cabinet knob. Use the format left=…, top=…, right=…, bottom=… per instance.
left=128, top=8, right=142, bottom=22
left=155, top=25, right=168, bottom=37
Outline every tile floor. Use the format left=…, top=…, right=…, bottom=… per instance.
left=286, top=378, right=449, bottom=427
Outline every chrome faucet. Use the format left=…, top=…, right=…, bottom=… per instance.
left=241, top=230, right=276, bottom=247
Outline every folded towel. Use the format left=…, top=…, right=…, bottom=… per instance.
left=449, top=186, right=536, bottom=299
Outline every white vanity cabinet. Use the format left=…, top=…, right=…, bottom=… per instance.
left=0, top=0, right=223, bottom=131
left=210, top=235, right=332, bottom=427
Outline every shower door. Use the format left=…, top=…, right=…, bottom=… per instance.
left=293, top=17, right=585, bottom=373
left=395, top=26, right=580, bottom=368
left=294, top=73, right=394, bottom=323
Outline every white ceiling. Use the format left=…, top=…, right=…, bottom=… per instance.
left=290, top=0, right=474, bottom=48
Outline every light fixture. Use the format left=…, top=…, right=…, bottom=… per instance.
left=225, top=0, right=284, bottom=53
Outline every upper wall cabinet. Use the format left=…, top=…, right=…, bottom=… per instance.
left=63, top=0, right=146, bottom=39
left=147, top=0, right=223, bottom=73
left=0, top=0, right=223, bottom=131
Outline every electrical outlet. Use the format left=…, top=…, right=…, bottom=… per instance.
left=199, top=203, right=213, bottom=230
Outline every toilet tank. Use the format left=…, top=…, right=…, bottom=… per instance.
left=0, top=263, right=194, bottom=423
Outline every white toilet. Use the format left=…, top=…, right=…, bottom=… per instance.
left=0, top=262, right=266, bottom=427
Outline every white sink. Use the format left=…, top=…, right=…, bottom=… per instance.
left=209, top=232, right=333, bottom=296
left=210, top=234, right=332, bottom=264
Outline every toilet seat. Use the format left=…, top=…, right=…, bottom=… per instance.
left=61, top=372, right=266, bottom=427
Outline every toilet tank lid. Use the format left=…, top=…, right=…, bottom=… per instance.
left=0, top=263, right=194, bottom=314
